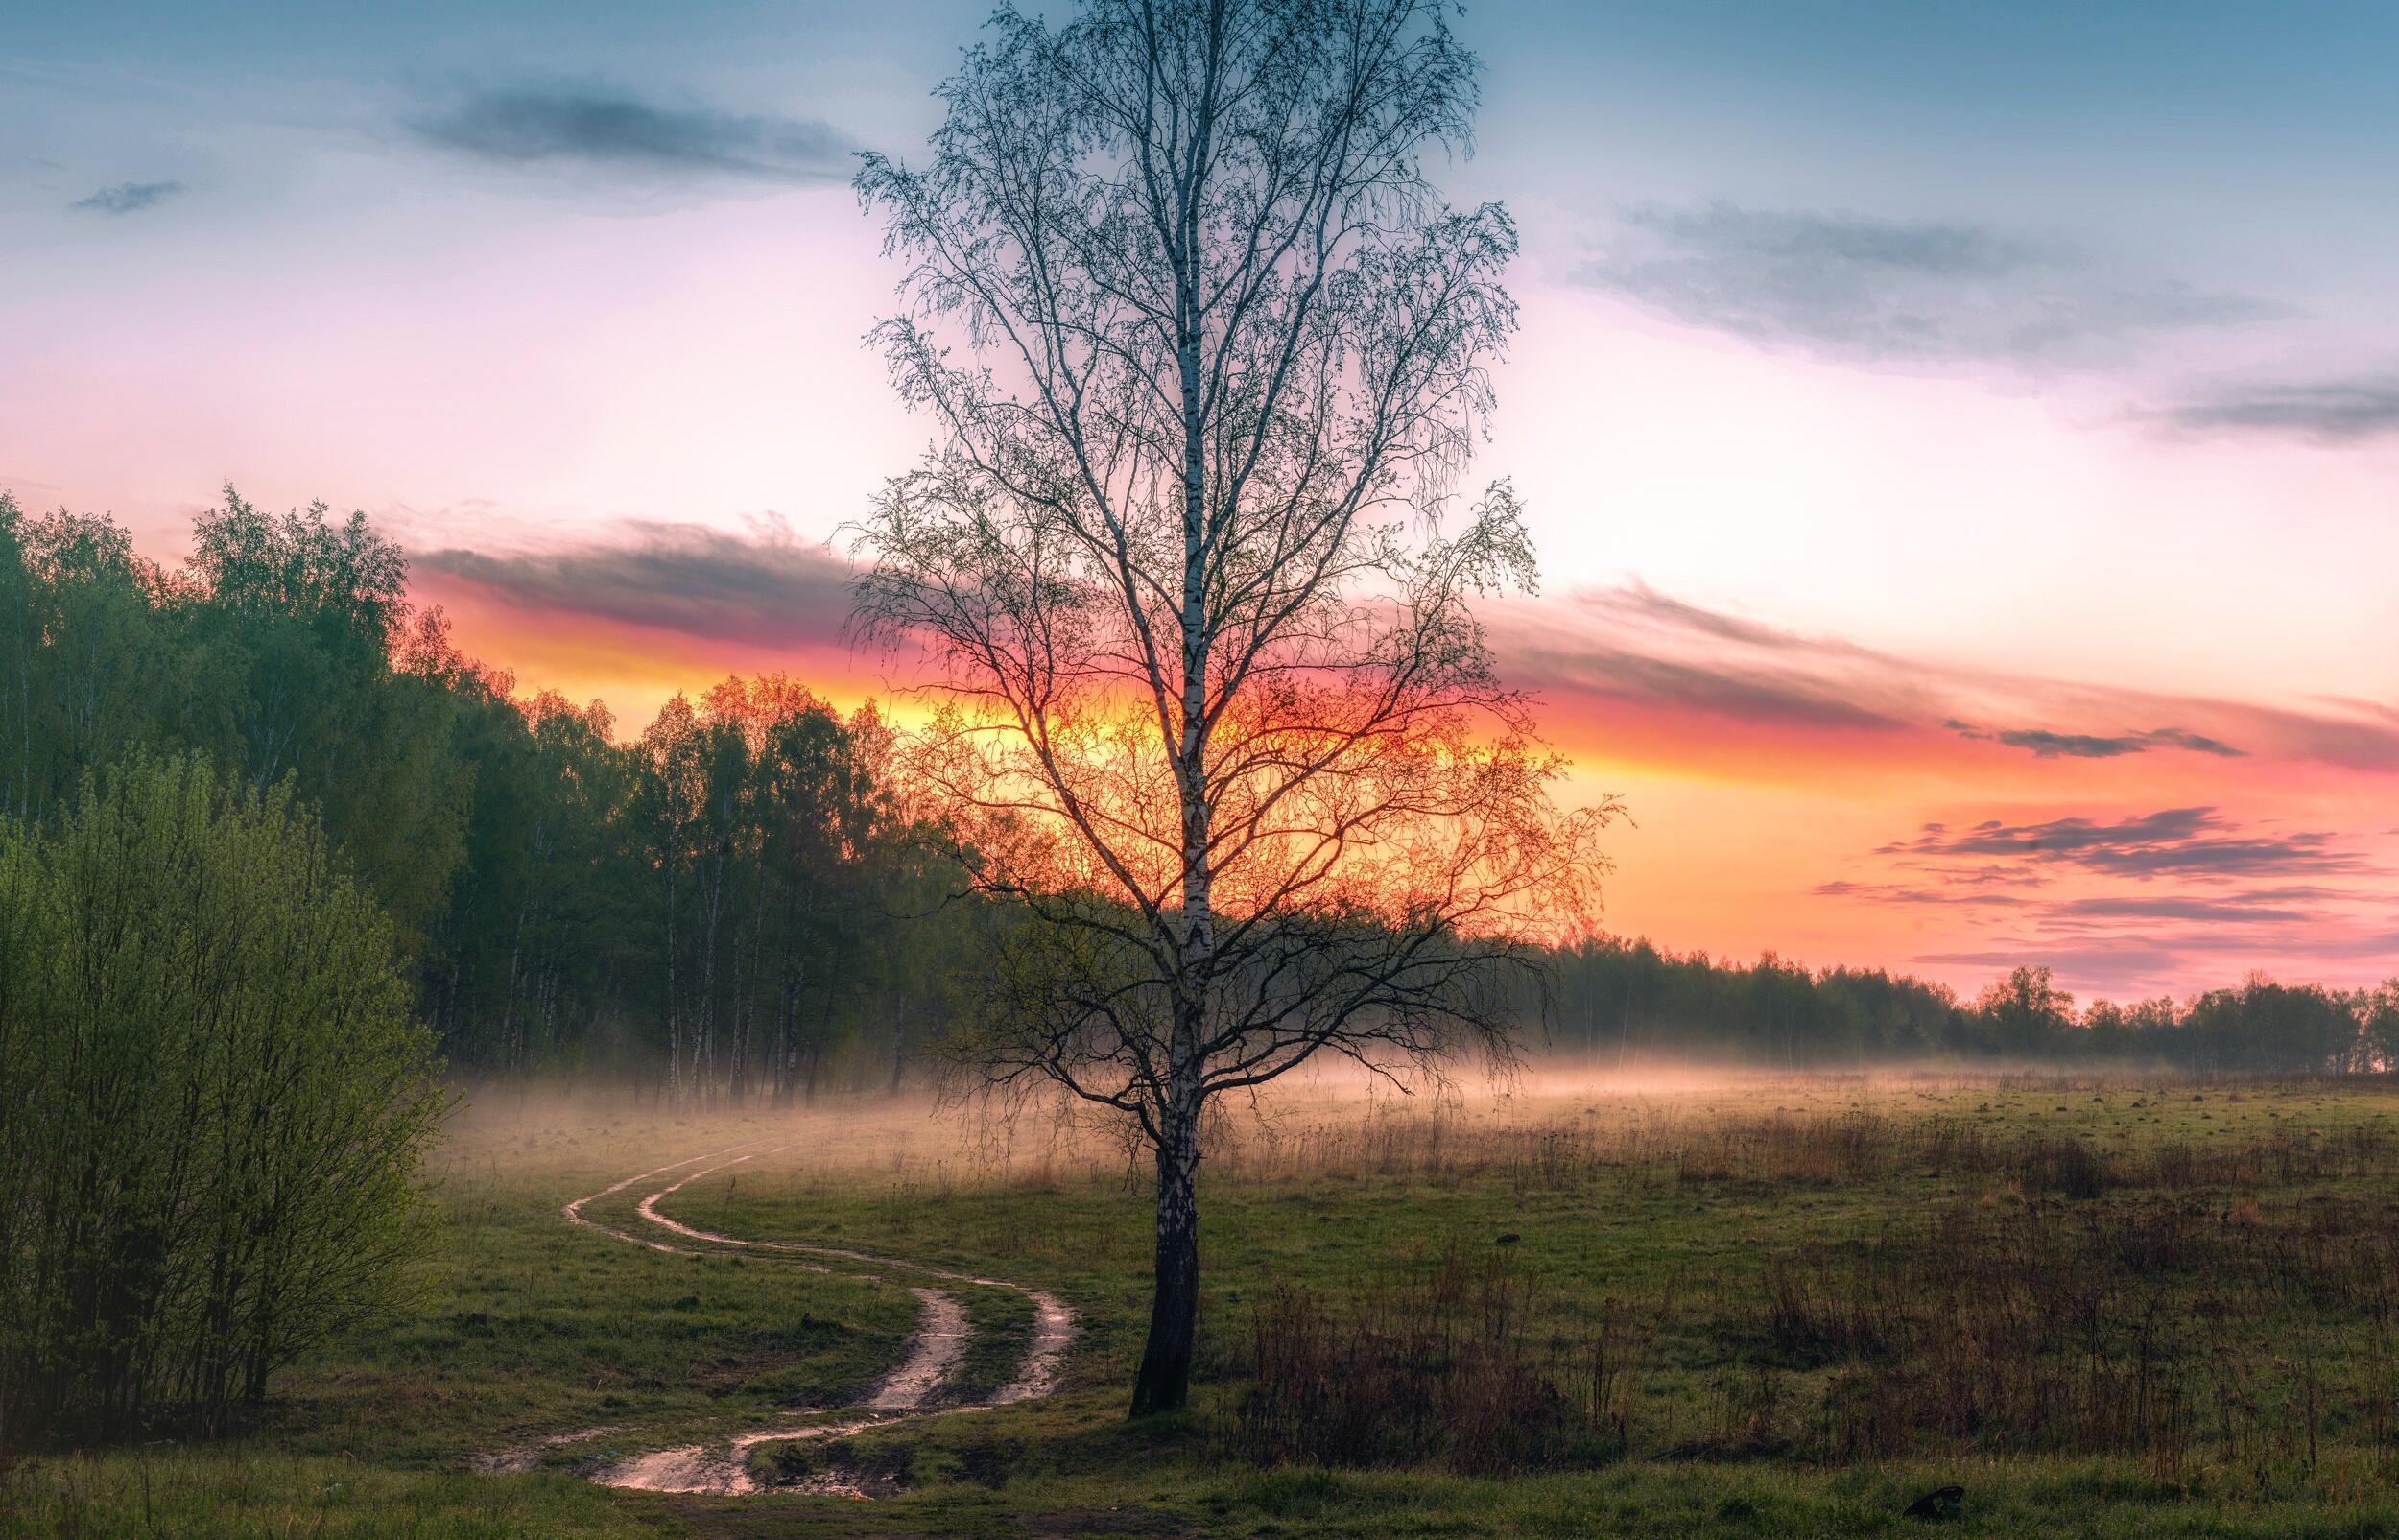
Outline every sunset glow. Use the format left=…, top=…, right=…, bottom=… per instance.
left=9, top=0, right=2396, bottom=1004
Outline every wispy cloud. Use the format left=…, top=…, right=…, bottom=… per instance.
left=1813, top=880, right=2030, bottom=908
left=1911, top=942, right=2194, bottom=996
left=1874, top=807, right=2368, bottom=881
left=1493, top=584, right=1927, bottom=733
left=1947, top=722, right=2244, bottom=759
left=1831, top=790, right=2399, bottom=997
left=1913, top=919, right=2399, bottom=999
left=1499, top=581, right=2399, bottom=776
left=1504, top=637, right=1909, bottom=731
left=70, top=179, right=184, bottom=215
left=417, top=518, right=856, bottom=650
left=2154, top=372, right=2399, bottom=444
left=409, top=84, right=858, bottom=184
left=1577, top=201, right=2272, bottom=367
left=2048, top=894, right=2315, bottom=925
left=1818, top=880, right=2331, bottom=925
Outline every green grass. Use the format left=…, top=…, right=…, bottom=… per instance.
left=295, top=1111, right=920, bottom=1469
left=694, top=1075, right=2399, bottom=1441
left=12, top=1074, right=2399, bottom=1536
left=0, top=1450, right=667, bottom=1539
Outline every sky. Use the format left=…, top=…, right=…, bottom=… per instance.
left=6, top=1, right=2398, bottom=1004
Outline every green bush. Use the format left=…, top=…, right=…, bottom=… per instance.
left=0, top=756, right=447, bottom=1448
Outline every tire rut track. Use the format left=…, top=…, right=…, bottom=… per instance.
left=486, top=1141, right=1074, bottom=1497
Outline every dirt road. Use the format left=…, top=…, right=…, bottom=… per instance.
left=480, top=1142, right=1075, bottom=1497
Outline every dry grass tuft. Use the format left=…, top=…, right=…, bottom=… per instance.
left=1229, top=1242, right=1634, bottom=1475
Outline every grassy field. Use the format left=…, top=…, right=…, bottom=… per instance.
left=10, top=1071, right=2399, bottom=1537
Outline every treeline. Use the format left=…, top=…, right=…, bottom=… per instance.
left=1, top=488, right=968, bottom=1099
left=1547, top=938, right=2399, bottom=1074
left=416, top=673, right=968, bottom=1096
left=12, top=489, right=2395, bottom=1091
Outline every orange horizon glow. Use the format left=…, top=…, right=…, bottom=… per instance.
left=414, top=556, right=2399, bottom=1009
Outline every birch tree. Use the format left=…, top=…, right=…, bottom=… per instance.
left=854, top=0, right=1608, bottom=1413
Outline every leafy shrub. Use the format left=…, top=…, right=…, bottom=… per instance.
left=0, top=756, right=447, bottom=1447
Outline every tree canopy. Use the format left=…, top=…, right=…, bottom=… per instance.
left=0, top=488, right=970, bottom=1101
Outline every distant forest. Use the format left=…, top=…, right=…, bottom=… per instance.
left=7, top=489, right=2393, bottom=1092
left=1547, top=939, right=2395, bottom=1075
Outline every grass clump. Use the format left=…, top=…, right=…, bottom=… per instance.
left=1231, top=1241, right=1631, bottom=1475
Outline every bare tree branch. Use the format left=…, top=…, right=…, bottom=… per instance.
left=848, top=0, right=1613, bottom=1417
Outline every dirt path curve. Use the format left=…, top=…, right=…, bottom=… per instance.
left=493, top=1141, right=1075, bottom=1498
